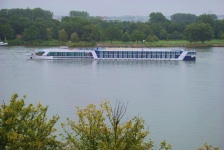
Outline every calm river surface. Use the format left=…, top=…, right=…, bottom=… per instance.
left=0, top=46, right=223, bottom=149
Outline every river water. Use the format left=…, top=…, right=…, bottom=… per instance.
left=0, top=46, right=223, bottom=149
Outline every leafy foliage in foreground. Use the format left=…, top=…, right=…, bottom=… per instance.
left=198, top=143, right=219, bottom=150
left=62, top=100, right=172, bottom=150
left=0, top=94, right=61, bottom=150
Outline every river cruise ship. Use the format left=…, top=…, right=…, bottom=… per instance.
left=27, top=47, right=196, bottom=61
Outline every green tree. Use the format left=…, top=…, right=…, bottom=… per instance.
left=9, top=15, right=31, bottom=35
left=22, top=25, right=40, bottom=41
left=149, top=12, right=167, bottom=23
left=81, top=24, right=100, bottom=42
left=131, top=30, right=145, bottom=43
left=106, top=27, right=122, bottom=43
left=32, top=8, right=53, bottom=20
left=150, top=23, right=163, bottom=39
left=69, top=11, right=89, bottom=18
left=121, top=32, right=130, bottom=43
left=171, top=13, right=197, bottom=23
left=46, top=28, right=53, bottom=40
left=70, top=32, right=79, bottom=42
left=0, top=24, right=15, bottom=40
left=146, top=35, right=159, bottom=43
left=58, top=29, right=68, bottom=43
left=33, top=18, right=48, bottom=40
left=62, top=101, right=152, bottom=149
left=197, top=14, right=215, bottom=27
left=59, top=16, right=91, bottom=40
left=209, top=14, right=218, bottom=20
left=184, top=22, right=213, bottom=43
left=214, top=20, right=224, bottom=38
left=0, top=94, right=61, bottom=150
left=168, top=31, right=182, bottom=40
left=159, top=29, right=168, bottom=40
left=62, top=100, right=172, bottom=150
left=221, top=33, right=224, bottom=39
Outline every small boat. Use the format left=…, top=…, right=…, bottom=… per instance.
left=27, top=47, right=196, bottom=61
left=0, top=41, right=8, bottom=46
left=0, top=38, right=8, bottom=46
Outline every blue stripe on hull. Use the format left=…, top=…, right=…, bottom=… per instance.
left=183, top=56, right=196, bottom=61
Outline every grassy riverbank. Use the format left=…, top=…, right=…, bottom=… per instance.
left=7, top=39, right=224, bottom=47
left=96, top=39, right=224, bottom=48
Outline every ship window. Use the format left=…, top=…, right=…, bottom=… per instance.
left=118, top=51, right=122, bottom=58
left=133, top=52, right=137, bottom=58
left=109, top=54, right=113, bottom=58
left=47, top=52, right=53, bottom=56
left=114, top=51, right=118, bottom=57
left=117, top=54, right=120, bottom=58
left=142, top=52, right=146, bottom=58
left=171, top=54, right=175, bottom=58
left=147, top=52, right=151, bottom=58
left=123, top=51, right=127, bottom=58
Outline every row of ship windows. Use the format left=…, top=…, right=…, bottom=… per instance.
left=186, top=52, right=196, bottom=55
left=98, top=54, right=177, bottom=58
left=47, top=52, right=93, bottom=56
left=96, top=51, right=182, bottom=55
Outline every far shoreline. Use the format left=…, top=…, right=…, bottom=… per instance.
left=4, top=39, right=224, bottom=48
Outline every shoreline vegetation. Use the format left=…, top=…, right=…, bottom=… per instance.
left=1, top=9, right=224, bottom=49
left=6, top=39, right=224, bottom=48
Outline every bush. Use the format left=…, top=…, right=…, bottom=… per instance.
left=0, top=94, right=62, bottom=149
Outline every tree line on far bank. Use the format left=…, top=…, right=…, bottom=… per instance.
left=0, top=8, right=224, bottom=46
left=0, top=94, right=220, bottom=150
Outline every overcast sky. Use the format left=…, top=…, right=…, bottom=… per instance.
left=0, top=0, right=223, bottom=16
